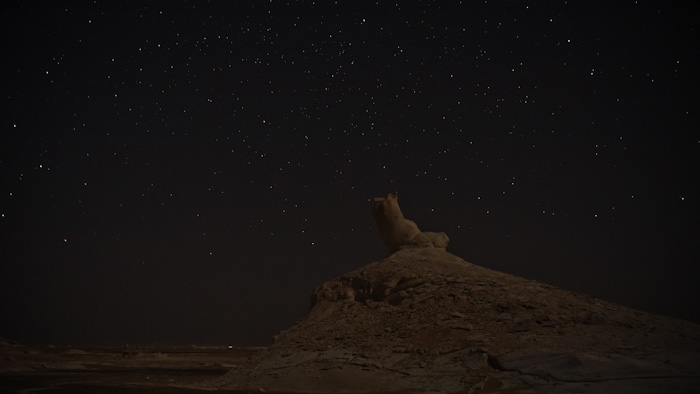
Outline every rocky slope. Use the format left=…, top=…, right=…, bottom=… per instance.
left=213, top=248, right=700, bottom=393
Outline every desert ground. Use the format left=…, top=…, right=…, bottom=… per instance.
left=0, top=341, right=263, bottom=393
left=3, top=248, right=700, bottom=393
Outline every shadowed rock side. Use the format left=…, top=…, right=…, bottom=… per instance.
left=212, top=249, right=700, bottom=393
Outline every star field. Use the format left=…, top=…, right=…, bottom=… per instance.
left=1, top=1, right=699, bottom=346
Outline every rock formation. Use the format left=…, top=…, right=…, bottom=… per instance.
left=213, top=248, right=700, bottom=393
left=373, top=192, right=449, bottom=253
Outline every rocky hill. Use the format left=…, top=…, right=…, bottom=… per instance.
left=212, top=248, right=700, bottom=393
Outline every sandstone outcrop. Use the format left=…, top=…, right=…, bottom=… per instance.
left=213, top=248, right=700, bottom=393
left=373, top=192, right=449, bottom=253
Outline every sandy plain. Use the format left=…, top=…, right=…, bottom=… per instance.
left=0, top=341, right=264, bottom=393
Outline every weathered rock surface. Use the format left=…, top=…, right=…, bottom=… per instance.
left=213, top=248, right=700, bottom=393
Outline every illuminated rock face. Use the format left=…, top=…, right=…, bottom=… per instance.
left=372, top=192, right=449, bottom=253
left=216, top=248, right=700, bottom=393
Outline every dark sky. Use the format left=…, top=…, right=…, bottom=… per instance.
left=2, top=1, right=698, bottom=346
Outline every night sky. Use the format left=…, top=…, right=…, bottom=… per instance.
left=2, top=1, right=698, bottom=347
